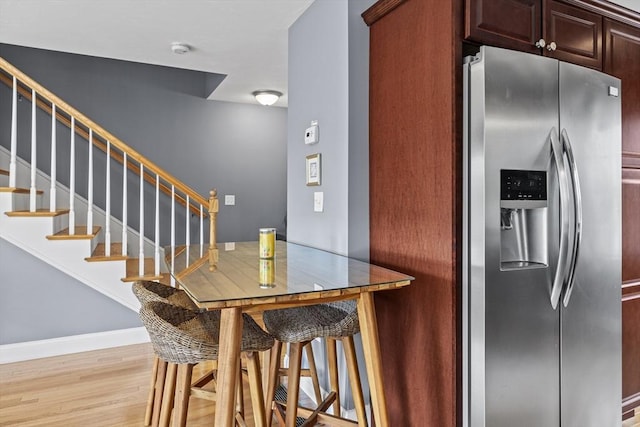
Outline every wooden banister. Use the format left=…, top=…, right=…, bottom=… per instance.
left=0, top=57, right=208, bottom=215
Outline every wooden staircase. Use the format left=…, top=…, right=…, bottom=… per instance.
left=0, top=55, right=218, bottom=311
left=0, top=167, right=168, bottom=288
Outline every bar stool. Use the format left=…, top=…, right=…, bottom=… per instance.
left=140, top=300, right=274, bottom=427
left=263, top=301, right=367, bottom=427
left=132, top=280, right=201, bottom=427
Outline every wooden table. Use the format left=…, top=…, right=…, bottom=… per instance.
left=166, top=241, right=413, bottom=427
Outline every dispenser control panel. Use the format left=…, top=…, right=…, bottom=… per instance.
left=501, top=170, right=547, bottom=201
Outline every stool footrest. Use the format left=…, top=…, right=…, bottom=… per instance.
left=274, top=394, right=359, bottom=427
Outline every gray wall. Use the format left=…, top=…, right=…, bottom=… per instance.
left=287, top=0, right=370, bottom=259
left=286, top=0, right=374, bottom=410
left=0, top=44, right=288, bottom=244
left=0, top=239, right=141, bottom=344
left=0, top=44, right=287, bottom=344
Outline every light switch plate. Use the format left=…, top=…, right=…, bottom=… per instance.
left=314, top=192, right=324, bottom=212
left=225, top=195, right=235, bottom=205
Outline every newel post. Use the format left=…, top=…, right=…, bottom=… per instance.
left=208, top=189, right=219, bottom=271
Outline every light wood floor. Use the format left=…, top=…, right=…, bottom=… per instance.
left=3, top=343, right=636, bottom=426
left=0, top=343, right=248, bottom=426
left=624, top=410, right=640, bottom=427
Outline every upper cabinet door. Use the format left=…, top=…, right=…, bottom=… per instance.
left=604, top=18, right=640, bottom=159
left=544, top=1, right=603, bottom=70
left=465, top=0, right=542, bottom=53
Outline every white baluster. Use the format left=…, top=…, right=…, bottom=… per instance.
left=139, top=164, right=145, bottom=276
left=86, top=129, right=94, bottom=232
left=68, top=116, right=75, bottom=235
left=29, top=89, right=37, bottom=211
left=49, top=104, right=57, bottom=212
left=185, top=194, right=190, bottom=266
left=105, top=141, right=111, bottom=256
left=200, top=204, right=204, bottom=257
left=9, top=76, right=17, bottom=188
left=154, top=174, right=160, bottom=276
left=121, top=153, right=128, bottom=256
left=171, top=185, right=175, bottom=286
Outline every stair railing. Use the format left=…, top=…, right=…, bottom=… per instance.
left=0, top=57, right=217, bottom=281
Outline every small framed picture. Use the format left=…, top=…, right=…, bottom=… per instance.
left=306, top=153, right=321, bottom=186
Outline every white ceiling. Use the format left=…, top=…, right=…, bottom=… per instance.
left=0, top=0, right=315, bottom=107
left=1, top=0, right=638, bottom=108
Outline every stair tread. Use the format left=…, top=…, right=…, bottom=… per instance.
left=47, top=226, right=101, bottom=240
left=5, top=208, right=70, bottom=217
left=85, top=243, right=128, bottom=261
left=121, top=258, right=164, bottom=282
left=0, top=187, right=44, bottom=195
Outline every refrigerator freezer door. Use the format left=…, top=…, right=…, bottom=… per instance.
left=558, top=61, right=622, bottom=427
left=465, top=46, right=561, bottom=427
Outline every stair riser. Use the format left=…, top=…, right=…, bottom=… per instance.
left=13, top=192, right=37, bottom=211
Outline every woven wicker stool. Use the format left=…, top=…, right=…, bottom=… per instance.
left=140, top=301, right=274, bottom=427
left=133, top=280, right=202, bottom=427
left=263, top=301, right=367, bottom=427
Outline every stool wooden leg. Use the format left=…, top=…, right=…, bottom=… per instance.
left=236, top=362, right=245, bottom=419
left=303, top=342, right=323, bottom=404
left=342, top=336, right=368, bottom=427
left=152, top=360, right=168, bottom=427
left=159, top=363, right=177, bottom=427
left=285, top=342, right=304, bottom=427
left=265, top=341, right=282, bottom=427
left=326, top=338, right=341, bottom=417
left=173, top=364, right=194, bottom=427
left=145, top=356, right=160, bottom=426
left=245, top=351, right=267, bottom=427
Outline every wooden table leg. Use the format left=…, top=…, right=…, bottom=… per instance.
left=215, top=307, right=243, bottom=427
left=357, top=292, right=389, bottom=427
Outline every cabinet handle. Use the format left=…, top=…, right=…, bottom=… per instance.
left=547, top=42, right=557, bottom=52
left=535, top=38, right=546, bottom=48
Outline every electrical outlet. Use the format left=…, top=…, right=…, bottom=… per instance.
left=224, top=195, right=235, bottom=205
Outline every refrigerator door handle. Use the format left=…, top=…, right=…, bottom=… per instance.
left=550, top=128, right=571, bottom=309
left=561, top=129, right=583, bottom=307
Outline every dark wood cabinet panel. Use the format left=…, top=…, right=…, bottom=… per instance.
left=545, top=0, right=602, bottom=69
left=368, top=0, right=461, bottom=425
left=604, top=19, right=640, bottom=157
left=622, top=168, right=640, bottom=406
left=465, top=0, right=541, bottom=53
left=622, top=282, right=640, bottom=409
left=622, top=168, right=640, bottom=283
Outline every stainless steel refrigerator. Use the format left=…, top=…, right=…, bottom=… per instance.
left=462, top=46, right=622, bottom=427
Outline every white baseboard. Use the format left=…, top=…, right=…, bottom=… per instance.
left=0, top=327, right=150, bottom=364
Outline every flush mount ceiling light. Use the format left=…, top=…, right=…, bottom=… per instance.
left=171, top=42, right=191, bottom=54
left=253, top=90, right=282, bottom=106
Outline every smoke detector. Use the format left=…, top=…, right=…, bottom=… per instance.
left=171, top=42, right=191, bottom=54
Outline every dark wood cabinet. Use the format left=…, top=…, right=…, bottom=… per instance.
left=368, top=0, right=640, bottom=423
left=605, top=19, right=640, bottom=158
left=465, top=0, right=542, bottom=53
left=545, top=1, right=602, bottom=68
left=622, top=168, right=640, bottom=415
left=466, top=0, right=603, bottom=69
left=606, top=18, right=640, bottom=413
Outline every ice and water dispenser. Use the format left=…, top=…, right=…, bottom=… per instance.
left=500, top=169, right=548, bottom=270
